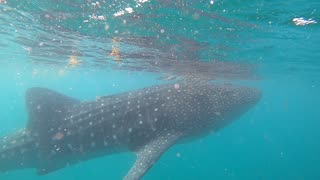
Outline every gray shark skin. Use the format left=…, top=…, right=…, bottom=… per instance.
left=0, top=82, right=261, bottom=180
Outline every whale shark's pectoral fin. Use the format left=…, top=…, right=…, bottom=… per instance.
left=124, top=133, right=181, bottom=180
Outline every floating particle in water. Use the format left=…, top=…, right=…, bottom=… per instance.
left=176, top=152, right=181, bottom=158
left=32, top=69, right=38, bottom=76
left=105, top=24, right=110, bottom=31
left=58, top=69, right=65, bottom=76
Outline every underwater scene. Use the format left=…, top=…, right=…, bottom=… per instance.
left=0, top=0, right=319, bottom=180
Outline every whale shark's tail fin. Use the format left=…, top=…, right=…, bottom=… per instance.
left=0, top=129, right=36, bottom=172
left=0, top=88, right=81, bottom=174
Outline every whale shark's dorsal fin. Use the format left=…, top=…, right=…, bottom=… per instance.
left=25, top=87, right=80, bottom=131
left=124, top=133, right=181, bottom=180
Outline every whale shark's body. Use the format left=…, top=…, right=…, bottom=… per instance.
left=0, top=82, right=261, bottom=180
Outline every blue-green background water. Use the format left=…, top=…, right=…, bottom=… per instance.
left=0, top=0, right=319, bottom=179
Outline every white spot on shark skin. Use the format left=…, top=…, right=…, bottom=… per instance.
left=139, top=121, right=143, bottom=124
left=174, top=84, right=180, bottom=89
left=128, top=128, right=133, bottom=133
left=55, top=146, right=61, bottom=152
left=91, top=142, right=96, bottom=148
left=112, top=112, right=116, bottom=116
left=67, top=144, right=73, bottom=150
left=113, top=135, right=117, bottom=140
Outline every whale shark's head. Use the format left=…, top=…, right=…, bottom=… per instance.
left=203, top=84, right=262, bottom=129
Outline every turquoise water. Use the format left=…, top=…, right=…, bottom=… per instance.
left=0, top=0, right=319, bottom=179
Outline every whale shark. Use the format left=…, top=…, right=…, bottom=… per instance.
left=0, top=82, right=261, bottom=180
